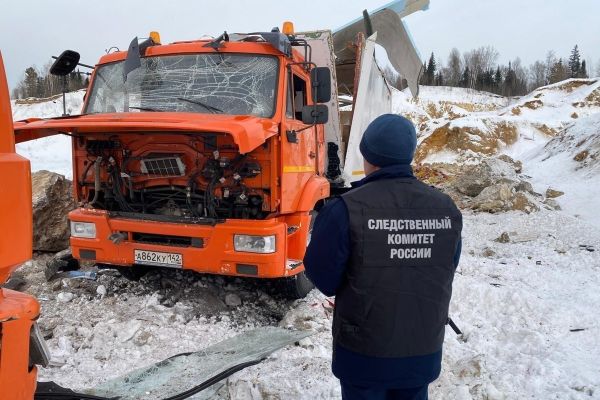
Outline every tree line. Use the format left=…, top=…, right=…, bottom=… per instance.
left=12, top=60, right=88, bottom=99
left=419, top=45, right=592, bottom=96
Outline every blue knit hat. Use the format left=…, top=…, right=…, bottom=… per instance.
left=359, top=114, right=417, bottom=167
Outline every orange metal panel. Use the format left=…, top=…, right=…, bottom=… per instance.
left=0, top=52, right=32, bottom=283
left=68, top=208, right=310, bottom=278
left=0, top=52, right=38, bottom=399
left=14, top=113, right=279, bottom=155
left=0, top=289, right=39, bottom=400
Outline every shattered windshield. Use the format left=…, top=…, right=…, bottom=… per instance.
left=85, top=54, right=279, bottom=117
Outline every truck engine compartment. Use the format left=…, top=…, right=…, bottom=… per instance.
left=74, top=132, right=273, bottom=221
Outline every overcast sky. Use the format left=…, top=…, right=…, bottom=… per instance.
left=1, top=0, right=599, bottom=90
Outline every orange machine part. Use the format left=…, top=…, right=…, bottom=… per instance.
left=0, top=52, right=39, bottom=399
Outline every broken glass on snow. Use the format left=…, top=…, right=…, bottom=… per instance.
left=85, top=54, right=279, bottom=118
left=82, top=327, right=312, bottom=400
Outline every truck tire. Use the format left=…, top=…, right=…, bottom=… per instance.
left=284, top=271, right=315, bottom=299
left=283, top=211, right=317, bottom=299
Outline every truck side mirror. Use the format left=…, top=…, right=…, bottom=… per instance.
left=311, top=67, right=331, bottom=103
left=50, top=50, right=80, bottom=76
left=301, top=104, right=328, bottom=125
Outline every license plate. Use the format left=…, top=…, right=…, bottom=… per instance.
left=134, top=250, right=183, bottom=268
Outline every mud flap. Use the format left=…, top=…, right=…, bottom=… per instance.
left=37, top=327, right=312, bottom=400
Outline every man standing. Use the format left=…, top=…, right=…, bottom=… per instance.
left=304, top=114, right=462, bottom=400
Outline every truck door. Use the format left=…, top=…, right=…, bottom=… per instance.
left=280, top=69, right=317, bottom=214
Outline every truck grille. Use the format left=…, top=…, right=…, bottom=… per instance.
left=132, top=233, right=203, bottom=248
left=140, top=156, right=186, bottom=176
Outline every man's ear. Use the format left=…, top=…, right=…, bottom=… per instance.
left=363, top=159, right=380, bottom=176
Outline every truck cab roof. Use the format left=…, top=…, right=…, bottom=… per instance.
left=96, top=34, right=306, bottom=67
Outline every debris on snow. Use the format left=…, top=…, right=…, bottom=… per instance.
left=225, top=293, right=242, bottom=307
left=96, top=285, right=107, bottom=298
left=545, top=188, right=565, bottom=199
left=494, top=232, right=511, bottom=243
left=56, top=292, right=75, bottom=303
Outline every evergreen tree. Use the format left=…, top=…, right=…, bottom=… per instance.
left=494, top=66, right=503, bottom=93
left=504, top=62, right=518, bottom=96
left=459, top=66, right=470, bottom=88
left=435, top=71, right=444, bottom=86
left=549, top=59, right=568, bottom=83
left=579, top=60, right=588, bottom=78
left=568, top=45, right=581, bottom=78
left=23, top=67, right=40, bottom=98
left=426, top=53, right=437, bottom=85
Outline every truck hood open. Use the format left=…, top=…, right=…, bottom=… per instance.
left=13, top=112, right=279, bottom=154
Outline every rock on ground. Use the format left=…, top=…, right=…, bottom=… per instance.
left=471, top=183, right=540, bottom=214
left=32, top=170, right=75, bottom=251
left=453, top=157, right=520, bottom=197
left=448, top=156, right=544, bottom=213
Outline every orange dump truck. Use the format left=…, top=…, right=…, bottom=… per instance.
left=14, top=6, right=426, bottom=298
left=18, top=29, right=333, bottom=298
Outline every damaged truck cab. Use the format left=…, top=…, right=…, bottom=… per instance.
left=20, top=30, right=332, bottom=297
left=15, top=3, right=428, bottom=299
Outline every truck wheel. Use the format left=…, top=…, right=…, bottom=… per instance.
left=284, top=270, right=315, bottom=299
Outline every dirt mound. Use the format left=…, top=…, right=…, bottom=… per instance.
left=411, top=79, right=600, bottom=164
left=549, top=79, right=597, bottom=93
left=582, top=88, right=600, bottom=107
left=14, top=93, right=64, bottom=105
left=415, top=119, right=518, bottom=163
left=424, top=101, right=499, bottom=120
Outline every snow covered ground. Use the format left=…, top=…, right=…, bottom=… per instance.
left=10, top=82, right=600, bottom=399
left=12, top=91, right=84, bottom=177
left=525, top=113, right=600, bottom=227
left=16, top=209, right=599, bottom=399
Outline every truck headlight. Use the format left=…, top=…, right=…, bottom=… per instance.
left=234, top=234, right=276, bottom=254
left=70, top=221, right=96, bottom=238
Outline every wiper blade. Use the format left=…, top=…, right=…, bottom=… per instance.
left=128, top=106, right=163, bottom=112
left=177, top=97, right=223, bottom=114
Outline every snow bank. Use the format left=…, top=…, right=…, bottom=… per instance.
left=403, top=79, right=600, bottom=165
left=12, top=91, right=85, bottom=177
left=525, top=113, right=600, bottom=227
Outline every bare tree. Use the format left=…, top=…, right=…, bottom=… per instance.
left=584, top=58, right=594, bottom=78
left=463, top=46, right=499, bottom=88
left=528, top=60, right=547, bottom=91
left=447, top=48, right=462, bottom=86
left=512, top=58, right=528, bottom=94
left=545, top=51, right=557, bottom=82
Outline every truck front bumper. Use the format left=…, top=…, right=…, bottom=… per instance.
left=68, top=208, right=302, bottom=278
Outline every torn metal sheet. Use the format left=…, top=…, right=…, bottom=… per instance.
left=343, top=34, right=394, bottom=184
left=83, top=327, right=312, bottom=399
left=333, top=0, right=428, bottom=97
